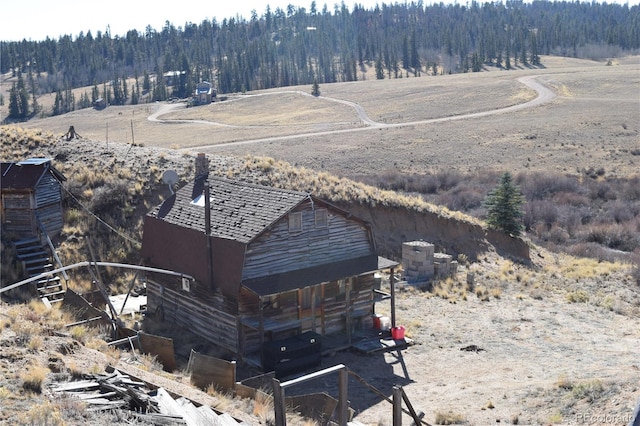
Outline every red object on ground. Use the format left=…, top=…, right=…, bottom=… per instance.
left=372, top=314, right=382, bottom=329
left=391, top=325, right=406, bottom=340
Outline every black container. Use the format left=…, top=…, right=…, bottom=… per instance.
left=263, top=331, right=322, bottom=375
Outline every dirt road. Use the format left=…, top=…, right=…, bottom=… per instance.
left=163, top=74, right=556, bottom=152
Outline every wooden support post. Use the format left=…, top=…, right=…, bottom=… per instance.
left=345, top=278, right=352, bottom=344
left=259, top=296, right=265, bottom=369
left=393, top=385, right=403, bottom=426
left=338, top=367, right=349, bottom=426
left=87, top=238, right=119, bottom=323
left=390, top=267, right=397, bottom=328
left=272, top=378, right=286, bottom=426
left=311, top=285, right=317, bottom=333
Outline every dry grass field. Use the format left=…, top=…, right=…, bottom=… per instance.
left=1, top=55, right=639, bottom=425
left=6, top=55, right=639, bottom=180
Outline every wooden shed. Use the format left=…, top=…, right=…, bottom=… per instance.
left=1, top=158, right=66, bottom=239
left=141, top=157, right=397, bottom=369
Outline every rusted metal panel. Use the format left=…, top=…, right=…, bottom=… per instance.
left=187, top=350, right=236, bottom=391
left=141, top=217, right=246, bottom=300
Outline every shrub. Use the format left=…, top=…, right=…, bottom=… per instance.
left=570, top=379, right=605, bottom=402
left=18, top=403, right=65, bottom=425
left=21, top=365, right=48, bottom=393
left=566, top=290, right=589, bottom=303
left=435, top=410, right=466, bottom=425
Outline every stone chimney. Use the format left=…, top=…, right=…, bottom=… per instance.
left=195, top=153, right=210, bottom=180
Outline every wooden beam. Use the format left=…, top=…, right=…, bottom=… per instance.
left=338, top=368, right=348, bottom=426
left=272, top=378, right=286, bottom=426
left=393, top=386, right=403, bottom=426
left=390, top=267, right=396, bottom=328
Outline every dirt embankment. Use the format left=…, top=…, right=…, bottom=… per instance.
left=338, top=202, right=530, bottom=263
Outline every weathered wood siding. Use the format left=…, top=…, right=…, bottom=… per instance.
left=34, top=174, right=64, bottom=235
left=2, top=192, right=36, bottom=235
left=1, top=173, right=64, bottom=237
left=146, top=280, right=239, bottom=356
left=241, top=201, right=373, bottom=281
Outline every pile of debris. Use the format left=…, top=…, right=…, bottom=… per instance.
left=49, top=368, right=243, bottom=425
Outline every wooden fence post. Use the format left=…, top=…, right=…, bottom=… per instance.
left=338, top=367, right=349, bottom=426
left=393, top=385, right=403, bottom=426
left=272, top=377, right=286, bottom=426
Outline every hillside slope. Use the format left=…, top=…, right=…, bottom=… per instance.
left=1, top=128, right=639, bottom=425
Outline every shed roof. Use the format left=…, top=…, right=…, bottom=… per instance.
left=148, top=177, right=311, bottom=244
left=242, top=255, right=399, bottom=296
left=1, top=159, right=66, bottom=190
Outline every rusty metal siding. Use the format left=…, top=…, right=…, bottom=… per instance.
left=141, top=216, right=246, bottom=301
left=242, top=201, right=374, bottom=281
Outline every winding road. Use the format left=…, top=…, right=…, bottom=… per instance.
left=147, top=74, right=557, bottom=152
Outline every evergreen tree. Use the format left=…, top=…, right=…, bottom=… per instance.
left=375, top=55, right=384, bottom=80
left=311, top=79, right=320, bottom=96
left=484, top=172, right=524, bottom=236
left=52, top=90, right=63, bottom=115
left=8, top=83, right=21, bottom=118
left=17, top=74, right=29, bottom=118
left=31, top=92, right=39, bottom=116
left=530, top=32, right=540, bottom=66
left=143, top=71, right=151, bottom=93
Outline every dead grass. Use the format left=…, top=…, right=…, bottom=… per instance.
left=20, top=364, right=48, bottom=393
left=434, top=410, right=467, bottom=425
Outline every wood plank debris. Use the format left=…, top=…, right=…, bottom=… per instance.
left=49, top=369, right=244, bottom=424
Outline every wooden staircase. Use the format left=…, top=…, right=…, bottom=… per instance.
left=14, top=237, right=65, bottom=303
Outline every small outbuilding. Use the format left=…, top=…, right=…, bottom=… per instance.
left=1, top=158, right=66, bottom=240
left=194, top=81, right=216, bottom=105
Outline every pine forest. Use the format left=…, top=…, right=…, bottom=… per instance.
left=1, top=0, right=638, bottom=119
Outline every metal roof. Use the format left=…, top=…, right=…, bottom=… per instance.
left=242, top=255, right=399, bottom=296
left=1, top=159, right=66, bottom=190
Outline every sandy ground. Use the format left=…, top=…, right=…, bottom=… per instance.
left=279, top=254, right=640, bottom=426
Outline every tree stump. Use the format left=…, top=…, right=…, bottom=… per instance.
left=64, top=126, right=81, bottom=140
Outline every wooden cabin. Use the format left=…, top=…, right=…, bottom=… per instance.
left=140, top=156, right=397, bottom=369
left=1, top=158, right=66, bottom=239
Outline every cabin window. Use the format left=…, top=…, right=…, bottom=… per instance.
left=315, top=209, right=328, bottom=228
left=289, top=212, right=302, bottom=232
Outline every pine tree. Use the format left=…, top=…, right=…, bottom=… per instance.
left=311, top=79, right=320, bottom=96
left=8, top=83, right=21, bottom=118
left=375, top=55, right=384, bottom=80
left=484, top=172, right=524, bottom=236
